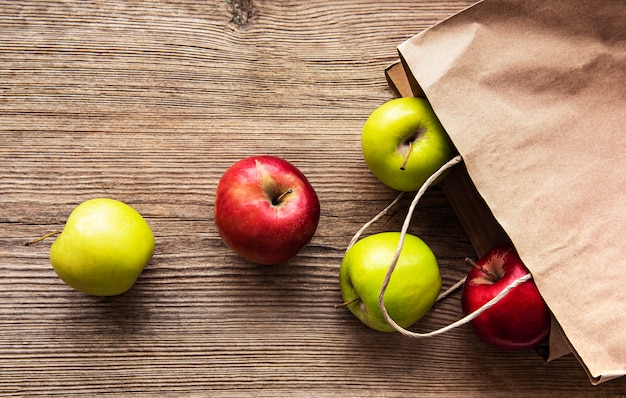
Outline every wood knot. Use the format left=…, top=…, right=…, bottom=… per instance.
left=227, top=0, right=255, bottom=27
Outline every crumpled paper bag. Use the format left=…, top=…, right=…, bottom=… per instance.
left=394, top=0, right=625, bottom=384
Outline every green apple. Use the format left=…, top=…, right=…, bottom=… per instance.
left=361, top=97, right=456, bottom=192
left=339, top=232, right=441, bottom=332
left=50, top=198, right=155, bottom=296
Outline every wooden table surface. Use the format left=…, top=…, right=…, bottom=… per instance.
left=2, top=1, right=625, bottom=396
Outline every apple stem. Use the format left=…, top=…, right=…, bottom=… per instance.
left=465, top=257, right=499, bottom=281
left=24, top=230, right=62, bottom=246
left=399, top=140, right=413, bottom=170
left=272, top=188, right=293, bottom=205
left=333, top=297, right=361, bottom=309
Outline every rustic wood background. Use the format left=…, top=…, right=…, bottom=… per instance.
left=1, top=1, right=624, bottom=396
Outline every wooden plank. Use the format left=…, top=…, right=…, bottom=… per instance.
left=1, top=0, right=624, bottom=395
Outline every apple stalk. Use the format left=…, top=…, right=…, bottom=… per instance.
left=334, top=297, right=361, bottom=309
left=24, top=231, right=61, bottom=246
left=399, top=141, right=413, bottom=170
left=465, top=257, right=500, bottom=281
left=398, top=127, right=425, bottom=171
left=272, top=188, right=293, bottom=206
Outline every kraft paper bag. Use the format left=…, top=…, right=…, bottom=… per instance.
left=396, top=0, right=626, bottom=384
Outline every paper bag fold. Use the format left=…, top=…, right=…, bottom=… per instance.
left=395, top=0, right=626, bottom=384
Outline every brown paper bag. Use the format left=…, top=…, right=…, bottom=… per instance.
left=393, top=0, right=625, bottom=384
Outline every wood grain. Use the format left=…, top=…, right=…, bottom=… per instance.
left=1, top=1, right=624, bottom=396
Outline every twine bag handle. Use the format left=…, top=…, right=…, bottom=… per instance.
left=346, top=155, right=532, bottom=337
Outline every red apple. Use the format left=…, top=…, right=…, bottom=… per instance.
left=214, top=155, right=320, bottom=265
left=461, top=244, right=550, bottom=350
